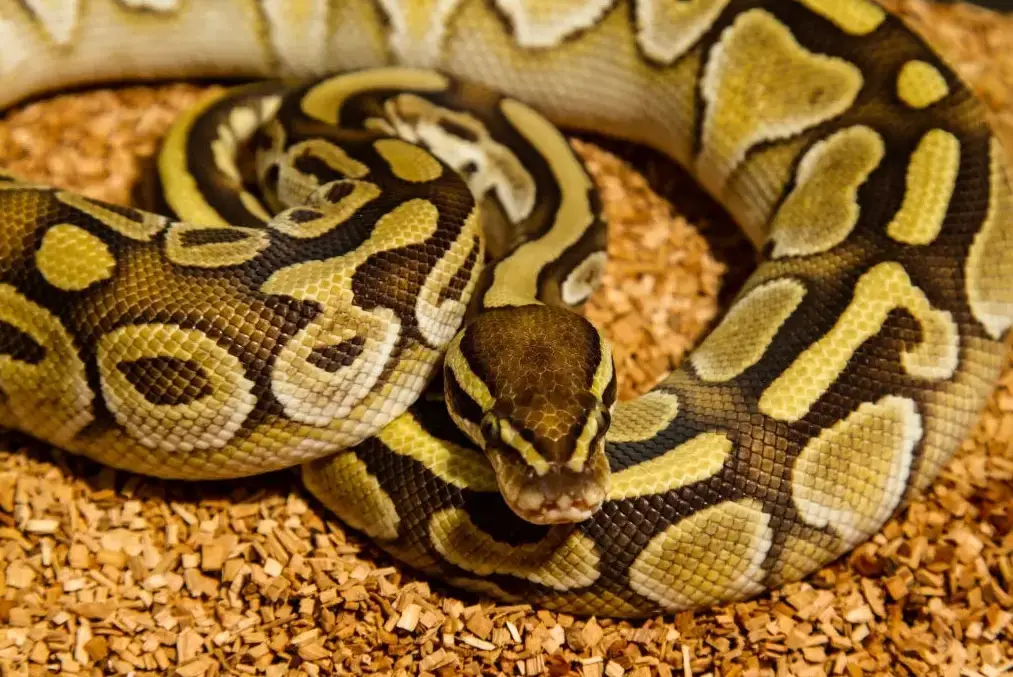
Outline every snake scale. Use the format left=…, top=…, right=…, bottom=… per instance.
left=1, top=0, right=1012, bottom=619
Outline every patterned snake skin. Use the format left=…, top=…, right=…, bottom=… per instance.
left=1, top=0, right=1012, bottom=618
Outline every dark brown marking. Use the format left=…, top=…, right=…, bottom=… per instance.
left=307, top=336, right=367, bottom=372
left=179, top=228, right=252, bottom=247
left=0, top=320, right=46, bottom=364
left=116, top=356, right=214, bottom=406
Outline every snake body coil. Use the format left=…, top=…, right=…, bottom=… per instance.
left=1, top=0, right=1011, bottom=617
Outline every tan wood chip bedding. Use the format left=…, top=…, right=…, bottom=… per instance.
left=1, top=1, right=1012, bottom=675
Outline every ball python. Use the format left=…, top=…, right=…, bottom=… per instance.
left=1, top=0, right=1012, bottom=619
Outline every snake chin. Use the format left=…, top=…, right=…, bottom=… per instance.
left=490, top=448, right=610, bottom=525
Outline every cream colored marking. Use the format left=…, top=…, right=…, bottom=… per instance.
left=22, top=0, right=79, bottom=45
left=897, top=60, right=950, bottom=109
left=263, top=199, right=443, bottom=426
left=769, top=126, right=885, bottom=258
left=376, top=0, right=466, bottom=65
left=269, top=181, right=382, bottom=239
left=635, top=0, right=730, bottom=64
left=561, top=251, right=607, bottom=306
left=608, top=391, right=680, bottom=444
left=301, top=68, right=448, bottom=125
left=56, top=192, right=168, bottom=242
left=886, top=129, right=960, bottom=245
left=0, top=284, right=93, bottom=444
left=608, top=432, right=732, bottom=501
left=165, top=222, right=270, bottom=268
left=691, top=279, right=806, bottom=381
left=374, top=138, right=444, bottom=182
left=792, top=396, right=919, bottom=547
left=300, top=452, right=400, bottom=540
left=429, top=507, right=600, bottom=590
left=382, top=93, right=536, bottom=223
left=415, top=213, right=481, bottom=348
left=494, top=0, right=613, bottom=47
left=485, top=99, right=594, bottom=307
left=795, top=0, right=885, bottom=35
left=966, top=138, right=1013, bottom=339
left=36, top=224, right=115, bottom=291
left=260, top=0, right=330, bottom=73
left=378, top=414, right=498, bottom=492
left=629, top=499, right=772, bottom=610
left=698, top=10, right=863, bottom=192
left=97, top=324, right=257, bottom=453
left=760, top=262, right=958, bottom=422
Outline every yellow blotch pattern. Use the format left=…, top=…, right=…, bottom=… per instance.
left=886, top=129, right=960, bottom=245
left=301, top=68, right=448, bottom=125
left=769, top=126, right=885, bottom=258
left=165, top=222, right=270, bottom=268
left=96, top=324, right=258, bottom=453
left=608, top=432, right=732, bottom=501
left=795, top=0, right=885, bottom=35
left=760, top=262, right=957, bottom=421
left=691, top=278, right=806, bottom=381
left=628, top=499, right=772, bottom=610
left=698, top=9, right=863, bottom=192
left=896, top=60, right=950, bottom=109
left=35, top=223, right=115, bottom=291
left=791, top=396, right=920, bottom=548
left=607, top=391, right=680, bottom=444
left=374, top=138, right=444, bottom=182
left=377, top=414, right=498, bottom=492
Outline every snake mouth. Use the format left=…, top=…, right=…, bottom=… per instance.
left=490, top=450, right=610, bottom=525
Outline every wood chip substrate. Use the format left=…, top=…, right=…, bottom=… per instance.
left=2, top=2, right=1012, bottom=675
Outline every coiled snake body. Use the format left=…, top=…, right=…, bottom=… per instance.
left=1, top=0, right=1012, bottom=618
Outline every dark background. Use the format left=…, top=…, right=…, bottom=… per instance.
left=958, top=0, right=1012, bottom=10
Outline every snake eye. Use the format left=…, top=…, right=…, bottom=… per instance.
left=480, top=413, right=500, bottom=444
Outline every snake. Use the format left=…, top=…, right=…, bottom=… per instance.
left=1, top=0, right=1012, bottom=619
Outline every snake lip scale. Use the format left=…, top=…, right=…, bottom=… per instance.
left=0, top=0, right=1011, bottom=618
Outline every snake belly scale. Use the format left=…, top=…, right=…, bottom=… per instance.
left=0, top=0, right=1011, bottom=618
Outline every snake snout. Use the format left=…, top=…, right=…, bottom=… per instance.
left=495, top=449, right=611, bottom=525
left=514, top=471, right=608, bottom=524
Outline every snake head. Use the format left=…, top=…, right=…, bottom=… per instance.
left=445, top=305, right=616, bottom=525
